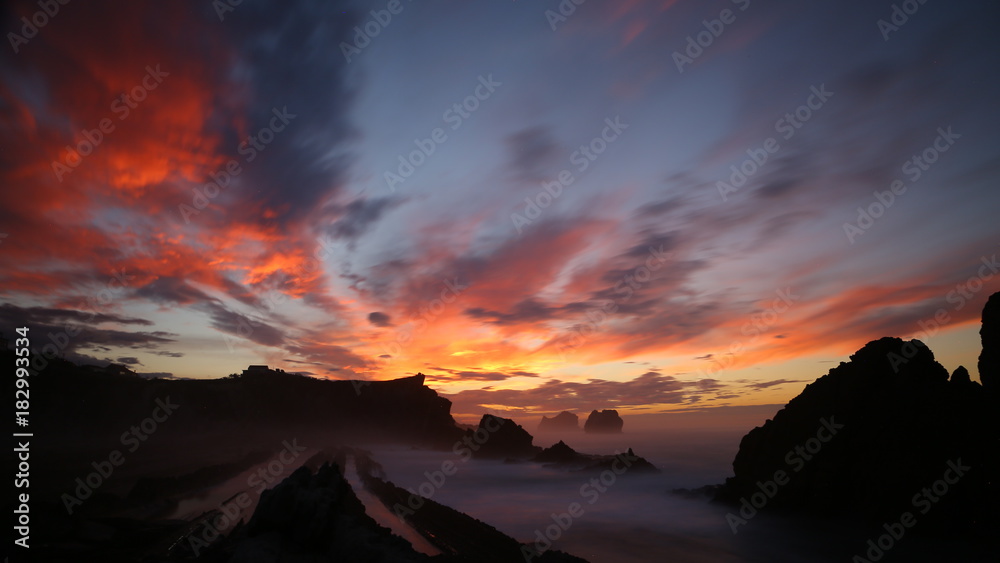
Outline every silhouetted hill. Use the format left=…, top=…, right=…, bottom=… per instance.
left=716, top=292, right=1000, bottom=541
left=15, top=362, right=465, bottom=449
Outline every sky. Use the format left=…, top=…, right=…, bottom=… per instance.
left=2, top=0, right=998, bottom=418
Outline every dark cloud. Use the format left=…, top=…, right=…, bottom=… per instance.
left=135, top=277, right=212, bottom=306
left=203, top=304, right=286, bottom=348
left=465, top=298, right=556, bottom=326
left=217, top=0, right=362, bottom=225
left=368, top=311, right=393, bottom=327
left=745, top=379, right=809, bottom=390
left=0, top=303, right=152, bottom=328
left=0, top=304, right=176, bottom=363
left=444, top=371, right=752, bottom=413
left=153, top=350, right=185, bottom=358
left=327, top=197, right=400, bottom=244
left=506, top=126, right=561, bottom=183
left=427, top=366, right=539, bottom=382
left=117, top=356, right=142, bottom=365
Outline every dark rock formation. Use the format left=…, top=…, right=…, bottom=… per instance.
left=469, top=414, right=541, bottom=459
left=535, top=440, right=579, bottom=464
left=21, top=361, right=465, bottom=450
left=584, top=409, right=623, bottom=433
left=538, top=411, right=580, bottom=432
left=534, top=441, right=659, bottom=474
left=716, top=334, right=1000, bottom=537
left=950, top=365, right=972, bottom=385
left=217, top=463, right=428, bottom=562
left=979, top=291, right=1000, bottom=392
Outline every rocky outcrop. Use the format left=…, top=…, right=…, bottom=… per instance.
left=979, top=292, right=1000, bottom=392
left=538, top=411, right=580, bottom=432
left=469, top=414, right=541, bottom=459
left=534, top=441, right=659, bottom=474
left=22, top=362, right=465, bottom=449
left=220, top=463, right=427, bottom=562
left=716, top=334, right=999, bottom=537
left=584, top=409, right=623, bottom=433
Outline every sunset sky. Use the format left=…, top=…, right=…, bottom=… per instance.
left=2, top=0, right=998, bottom=418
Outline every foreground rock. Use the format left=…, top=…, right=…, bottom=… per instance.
left=583, top=409, right=623, bottom=433
left=979, top=291, right=1000, bottom=392
left=212, top=463, right=427, bottom=562
left=716, top=329, right=1000, bottom=539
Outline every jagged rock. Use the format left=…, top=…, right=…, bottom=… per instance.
left=979, top=291, right=1000, bottom=392
left=223, top=462, right=428, bottom=562
left=951, top=365, right=972, bottom=385
left=534, top=440, right=579, bottom=463
left=716, top=335, right=999, bottom=537
left=538, top=411, right=580, bottom=432
left=469, top=414, right=541, bottom=459
left=533, top=442, right=659, bottom=474
left=584, top=409, right=623, bottom=433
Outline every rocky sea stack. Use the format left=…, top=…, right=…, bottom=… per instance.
left=584, top=409, right=624, bottom=434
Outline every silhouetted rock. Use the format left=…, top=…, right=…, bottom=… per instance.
left=533, top=441, right=659, bottom=474
left=534, top=440, right=579, bottom=463
left=538, top=411, right=580, bottom=432
left=469, top=414, right=541, bottom=459
left=19, top=361, right=465, bottom=450
left=716, top=333, right=1000, bottom=538
left=979, top=292, right=1000, bottom=392
left=951, top=365, right=972, bottom=385
left=584, top=409, right=623, bottom=433
left=223, top=463, right=428, bottom=562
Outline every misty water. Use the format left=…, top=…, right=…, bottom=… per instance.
left=366, top=426, right=842, bottom=563
left=153, top=420, right=992, bottom=562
